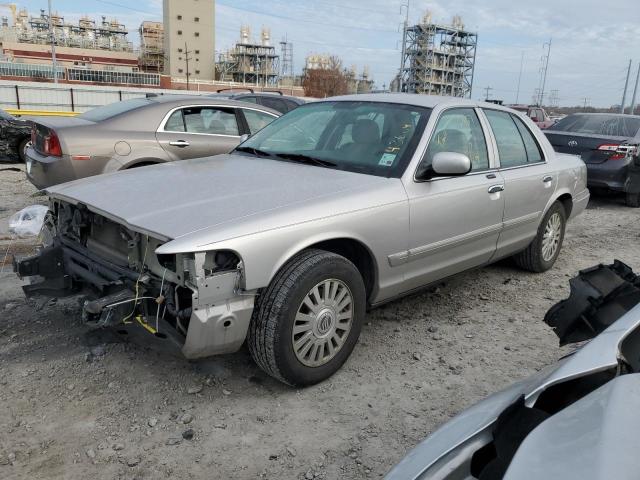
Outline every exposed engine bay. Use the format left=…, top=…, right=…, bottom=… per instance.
left=13, top=199, right=256, bottom=358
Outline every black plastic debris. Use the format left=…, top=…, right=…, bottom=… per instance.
left=544, top=260, right=640, bottom=345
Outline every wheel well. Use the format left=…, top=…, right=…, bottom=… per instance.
left=556, top=193, right=573, bottom=217
left=306, top=238, right=377, bottom=301
left=124, top=160, right=160, bottom=169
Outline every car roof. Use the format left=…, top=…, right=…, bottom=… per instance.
left=208, top=92, right=305, bottom=103
left=147, top=95, right=280, bottom=115
left=322, top=93, right=519, bottom=112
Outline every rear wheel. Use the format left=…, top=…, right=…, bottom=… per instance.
left=18, top=138, right=31, bottom=162
left=513, top=202, right=566, bottom=273
left=626, top=192, right=640, bottom=208
left=247, top=249, right=366, bottom=386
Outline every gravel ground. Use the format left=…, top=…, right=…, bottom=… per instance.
left=1, top=166, right=639, bottom=480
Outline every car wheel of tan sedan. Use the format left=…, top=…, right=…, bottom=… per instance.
left=514, top=201, right=566, bottom=273
left=247, top=249, right=366, bottom=386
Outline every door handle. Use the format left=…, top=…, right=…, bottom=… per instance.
left=488, top=184, right=505, bottom=194
left=169, top=140, right=190, bottom=147
left=542, top=175, right=553, bottom=183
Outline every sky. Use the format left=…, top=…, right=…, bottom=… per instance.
left=12, top=0, right=640, bottom=107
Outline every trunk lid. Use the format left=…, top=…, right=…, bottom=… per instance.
left=544, top=130, right=631, bottom=164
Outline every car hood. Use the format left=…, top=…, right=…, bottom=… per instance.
left=46, top=154, right=402, bottom=249
left=385, top=301, right=640, bottom=480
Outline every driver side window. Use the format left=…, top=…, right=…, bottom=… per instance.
left=417, top=108, right=489, bottom=177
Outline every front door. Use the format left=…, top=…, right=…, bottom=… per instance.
left=482, top=109, right=556, bottom=256
left=401, top=107, right=505, bottom=291
left=156, top=106, right=242, bottom=161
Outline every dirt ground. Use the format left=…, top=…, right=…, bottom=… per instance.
left=1, top=164, right=639, bottom=480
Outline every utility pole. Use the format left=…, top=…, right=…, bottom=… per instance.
left=620, top=59, right=632, bottom=114
left=629, top=62, right=640, bottom=115
left=539, top=39, right=551, bottom=106
left=582, top=97, right=590, bottom=111
left=184, top=42, right=192, bottom=91
left=515, top=51, right=524, bottom=104
left=398, top=0, right=409, bottom=92
left=48, top=0, right=58, bottom=84
left=483, top=86, right=493, bottom=101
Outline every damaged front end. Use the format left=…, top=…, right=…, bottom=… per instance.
left=13, top=199, right=255, bottom=359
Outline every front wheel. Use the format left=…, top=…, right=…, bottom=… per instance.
left=247, top=249, right=366, bottom=386
left=513, top=201, right=566, bottom=273
left=626, top=192, right=640, bottom=208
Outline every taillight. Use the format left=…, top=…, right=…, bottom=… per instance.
left=597, top=143, right=625, bottom=160
left=44, top=130, right=62, bottom=157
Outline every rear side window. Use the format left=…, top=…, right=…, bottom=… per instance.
left=243, top=109, right=277, bottom=134
left=181, top=107, right=239, bottom=135
left=164, top=110, right=185, bottom=132
left=512, top=115, right=544, bottom=163
left=260, top=97, right=287, bottom=113
left=239, top=96, right=258, bottom=104
left=484, top=110, right=528, bottom=168
left=283, top=99, right=299, bottom=112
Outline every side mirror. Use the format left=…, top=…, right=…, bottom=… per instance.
left=239, top=133, right=250, bottom=143
left=426, top=152, right=471, bottom=178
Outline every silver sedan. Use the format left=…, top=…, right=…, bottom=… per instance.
left=14, top=94, right=589, bottom=386
left=25, top=96, right=280, bottom=188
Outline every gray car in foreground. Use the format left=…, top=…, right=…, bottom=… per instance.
left=386, top=260, right=640, bottom=480
left=25, top=95, right=279, bottom=188
left=14, top=94, right=589, bottom=386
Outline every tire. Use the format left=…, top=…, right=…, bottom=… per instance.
left=247, top=249, right=366, bottom=386
left=513, top=202, right=566, bottom=273
left=626, top=192, right=640, bottom=208
left=18, top=138, right=31, bottom=163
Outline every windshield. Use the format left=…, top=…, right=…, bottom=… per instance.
left=552, top=114, right=640, bottom=137
left=79, top=98, right=152, bottom=122
left=235, top=101, right=431, bottom=178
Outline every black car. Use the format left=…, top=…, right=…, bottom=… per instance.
left=208, top=88, right=305, bottom=114
left=544, top=113, right=640, bottom=207
left=0, top=108, right=31, bottom=162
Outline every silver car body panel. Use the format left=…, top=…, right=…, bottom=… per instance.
left=503, top=373, right=640, bottom=480
left=385, top=302, right=640, bottom=480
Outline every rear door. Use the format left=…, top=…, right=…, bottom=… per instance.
left=156, top=105, right=242, bottom=160
left=482, top=109, right=555, bottom=256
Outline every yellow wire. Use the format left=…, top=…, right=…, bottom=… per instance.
left=122, top=235, right=149, bottom=324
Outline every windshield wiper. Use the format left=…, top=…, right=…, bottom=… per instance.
left=234, top=146, right=276, bottom=158
left=273, top=153, right=338, bottom=168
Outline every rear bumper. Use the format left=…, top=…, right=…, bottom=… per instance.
left=570, top=188, right=590, bottom=219
left=25, top=148, right=77, bottom=189
left=586, top=159, right=630, bottom=191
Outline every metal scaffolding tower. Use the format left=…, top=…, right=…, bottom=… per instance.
left=400, top=14, right=477, bottom=98
left=279, top=36, right=293, bottom=78
left=216, top=26, right=280, bottom=86
left=139, top=21, right=164, bottom=73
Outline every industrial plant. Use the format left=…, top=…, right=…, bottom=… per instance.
left=215, top=26, right=279, bottom=86
left=398, top=13, right=477, bottom=98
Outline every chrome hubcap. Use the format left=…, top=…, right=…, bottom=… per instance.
left=292, top=279, right=353, bottom=367
left=542, top=213, right=562, bottom=261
